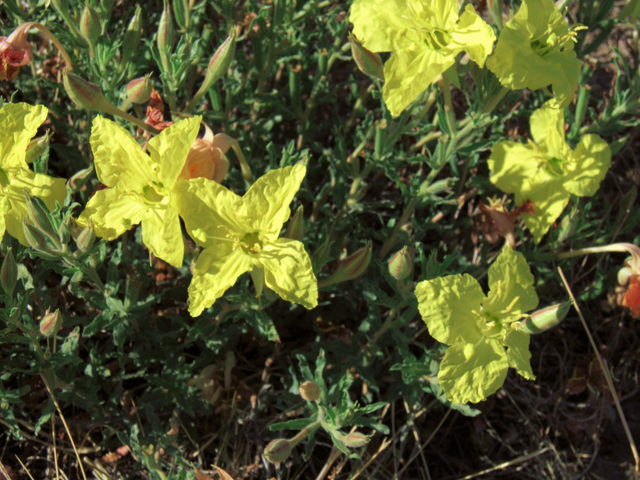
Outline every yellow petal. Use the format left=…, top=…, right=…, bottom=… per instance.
left=142, top=205, right=184, bottom=268
left=90, top=116, right=156, bottom=190
left=0, top=103, right=48, bottom=170
left=260, top=238, right=318, bottom=309
left=147, top=116, right=201, bottom=189
left=78, top=187, right=147, bottom=240
left=188, top=246, right=255, bottom=316
left=239, top=164, right=306, bottom=240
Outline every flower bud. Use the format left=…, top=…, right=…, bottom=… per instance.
left=51, top=0, right=69, bottom=14
left=24, top=192, right=62, bottom=252
left=1, top=248, right=18, bottom=297
left=40, top=309, right=63, bottom=337
left=120, top=6, right=142, bottom=69
left=311, top=238, right=333, bottom=272
left=75, top=221, right=96, bottom=252
left=200, top=31, right=237, bottom=92
left=388, top=246, right=412, bottom=281
left=264, top=439, right=292, bottom=464
left=299, top=381, right=320, bottom=401
left=157, top=0, right=175, bottom=72
left=337, top=241, right=372, bottom=281
left=66, top=165, right=94, bottom=194
left=514, top=301, right=572, bottom=334
left=343, top=432, right=372, bottom=448
left=63, top=70, right=117, bottom=113
left=348, top=33, right=383, bottom=80
left=79, top=4, right=101, bottom=51
left=127, top=75, right=153, bottom=104
left=285, top=206, right=304, bottom=241
left=179, top=126, right=234, bottom=183
left=25, top=133, right=51, bottom=164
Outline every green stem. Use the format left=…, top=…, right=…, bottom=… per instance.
left=482, top=86, right=509, bottom=114
left=289, top=408, right=325, bottom=448
left=379, top=197, right=418, bottom=259
left=28, top=23, right=75, bottom=70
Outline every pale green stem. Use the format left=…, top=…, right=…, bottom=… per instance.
left=557, top=243, right=640, bottom=272
left=28, top=23, right=75, bottom=70
left=483, top=86, right=509, bottom=114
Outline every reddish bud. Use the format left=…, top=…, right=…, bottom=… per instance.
left=120, top=6, right=142, bottom=68
left=285, top=205, right=305, bottom=241
left=349, top=33, right=383, bottom=80
left=344, top=432, right=372, bottom=448
left=311, top=237, right=333, bottom=273
left=63, top=70, right=116, bottom=113
left=25, top=133, right=51, bottom=164
left=337, top=241, right=372, bottom=281
left=514, top=301, right=572, bottom=334
left=40, top=309, right=63, bottom=337
left=264, top=439, right=291, bottom=464
left=201, top=31, right=236, bottom=91
left=157, top=1, right=175, bottom=71
left=388, top=246, right=412, bottom=281
left=127, top=75, right=153, bottom=104
left=79, top=4, right=101, bottom=49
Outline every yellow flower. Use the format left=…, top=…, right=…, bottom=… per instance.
left=78, top=115, right=200, bottom=268
left=350, top=0, right=495, bottom=116
left=175, top=165, right=318, bottom=316
left=0, top=103, right=66, bottom=245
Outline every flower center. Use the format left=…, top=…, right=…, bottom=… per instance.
left=477, top=312, right=503, bottom=339
left=530, top=22, right=586, bottom=59
left=239, top=232, right=263, bottom=255
left=543, top=156, right=565, bottom=177
left=0, top=169, right=9, bottom=189
left=424, top=28, right=451, bottom=50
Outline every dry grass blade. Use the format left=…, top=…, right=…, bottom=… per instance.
left=453, top=447, right=552, bottom=480
left=15, top=455, right=36, bottom=480
left=558, top=266, right=640, bottom=479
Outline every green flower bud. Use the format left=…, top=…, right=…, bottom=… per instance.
left=343, top=432, right=372, bottom=448
left=285, top=205, right=304, bottom=241
left=299, top=381, right=320, bottom=401
left=388, top=246, right=412, bottom=281
left=79, top=4, right=101, bottom=51
left=120, top=6, right=142, bottom=69
left=264, top=439, right=292, bottom=464
left=514, top=301, right=572, bottom=334
left=23, top=193, right=62, bottom=252
left=336, top=241, right=372, bottom=281
left=75, top=221, right=96, bottom=252
left=40, top=309, right=63, bottom=337
left=25, top=133, right=51, bottom=164
left=1, top=248, right=18, bottom=297
left=311, top=237, right=333, bottom=273
left=63, top=70, right=117, bottom=114
left=349, top=33, right=384, bottom=80
left=66, top=165, right=94, bottom=194
left=126, top=75, right=153, bottom=104
left=157, top=0, right=175, bottom=72
left=201, top=31, right=237, bottom=91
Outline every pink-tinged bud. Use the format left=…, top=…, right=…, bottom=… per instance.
left=40, top=309, right=63, bottom=337
left=63, top=70, right=116, bottom=113
left=343, top=432, right=372, bottom=448
left=25, top=132, right=51, bottom=164
left=120, top=6, right=142, bottom=68
left=299, top=381, right=320, bottom=401
left=67, top=165, right=94, bottom=194
left=201, top=31, right=237, bottom=91
left=1, top=248, right=18, bottom=297
left=264, top=439, right=292, bottom=464
left=79, top=4, right=101, bottom=50
left=514, top=301, right=572, bottom=334
left=24, top=192, right=61, bottom=251
left=311, top=238, right=333, bottom=272
left=157, top=0, right=175, bottom=72
left=337, top=241, right=372, bottom=281
left=623, top=274, right=640, bottom=318
left=285, top=206, right=304, bottom=241
left=0, top=23, right=34, bottom=81
left=75, top=221, right=96, bottom=252
left=127, top=75, right=153, bottom=104
left=179, top=125, right=234, bottom=183
left=388, top=246, right=412, bottom=281
left=348, top=33, right=383, bottom=80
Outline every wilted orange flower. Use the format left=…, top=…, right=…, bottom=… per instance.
left=179, top=123, right=234, bottom=183
left=0, top=23, right=34, bottom=81
left=477, top=198, right=535, bottom=247
left=145, top=89, right=173, bottom=131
